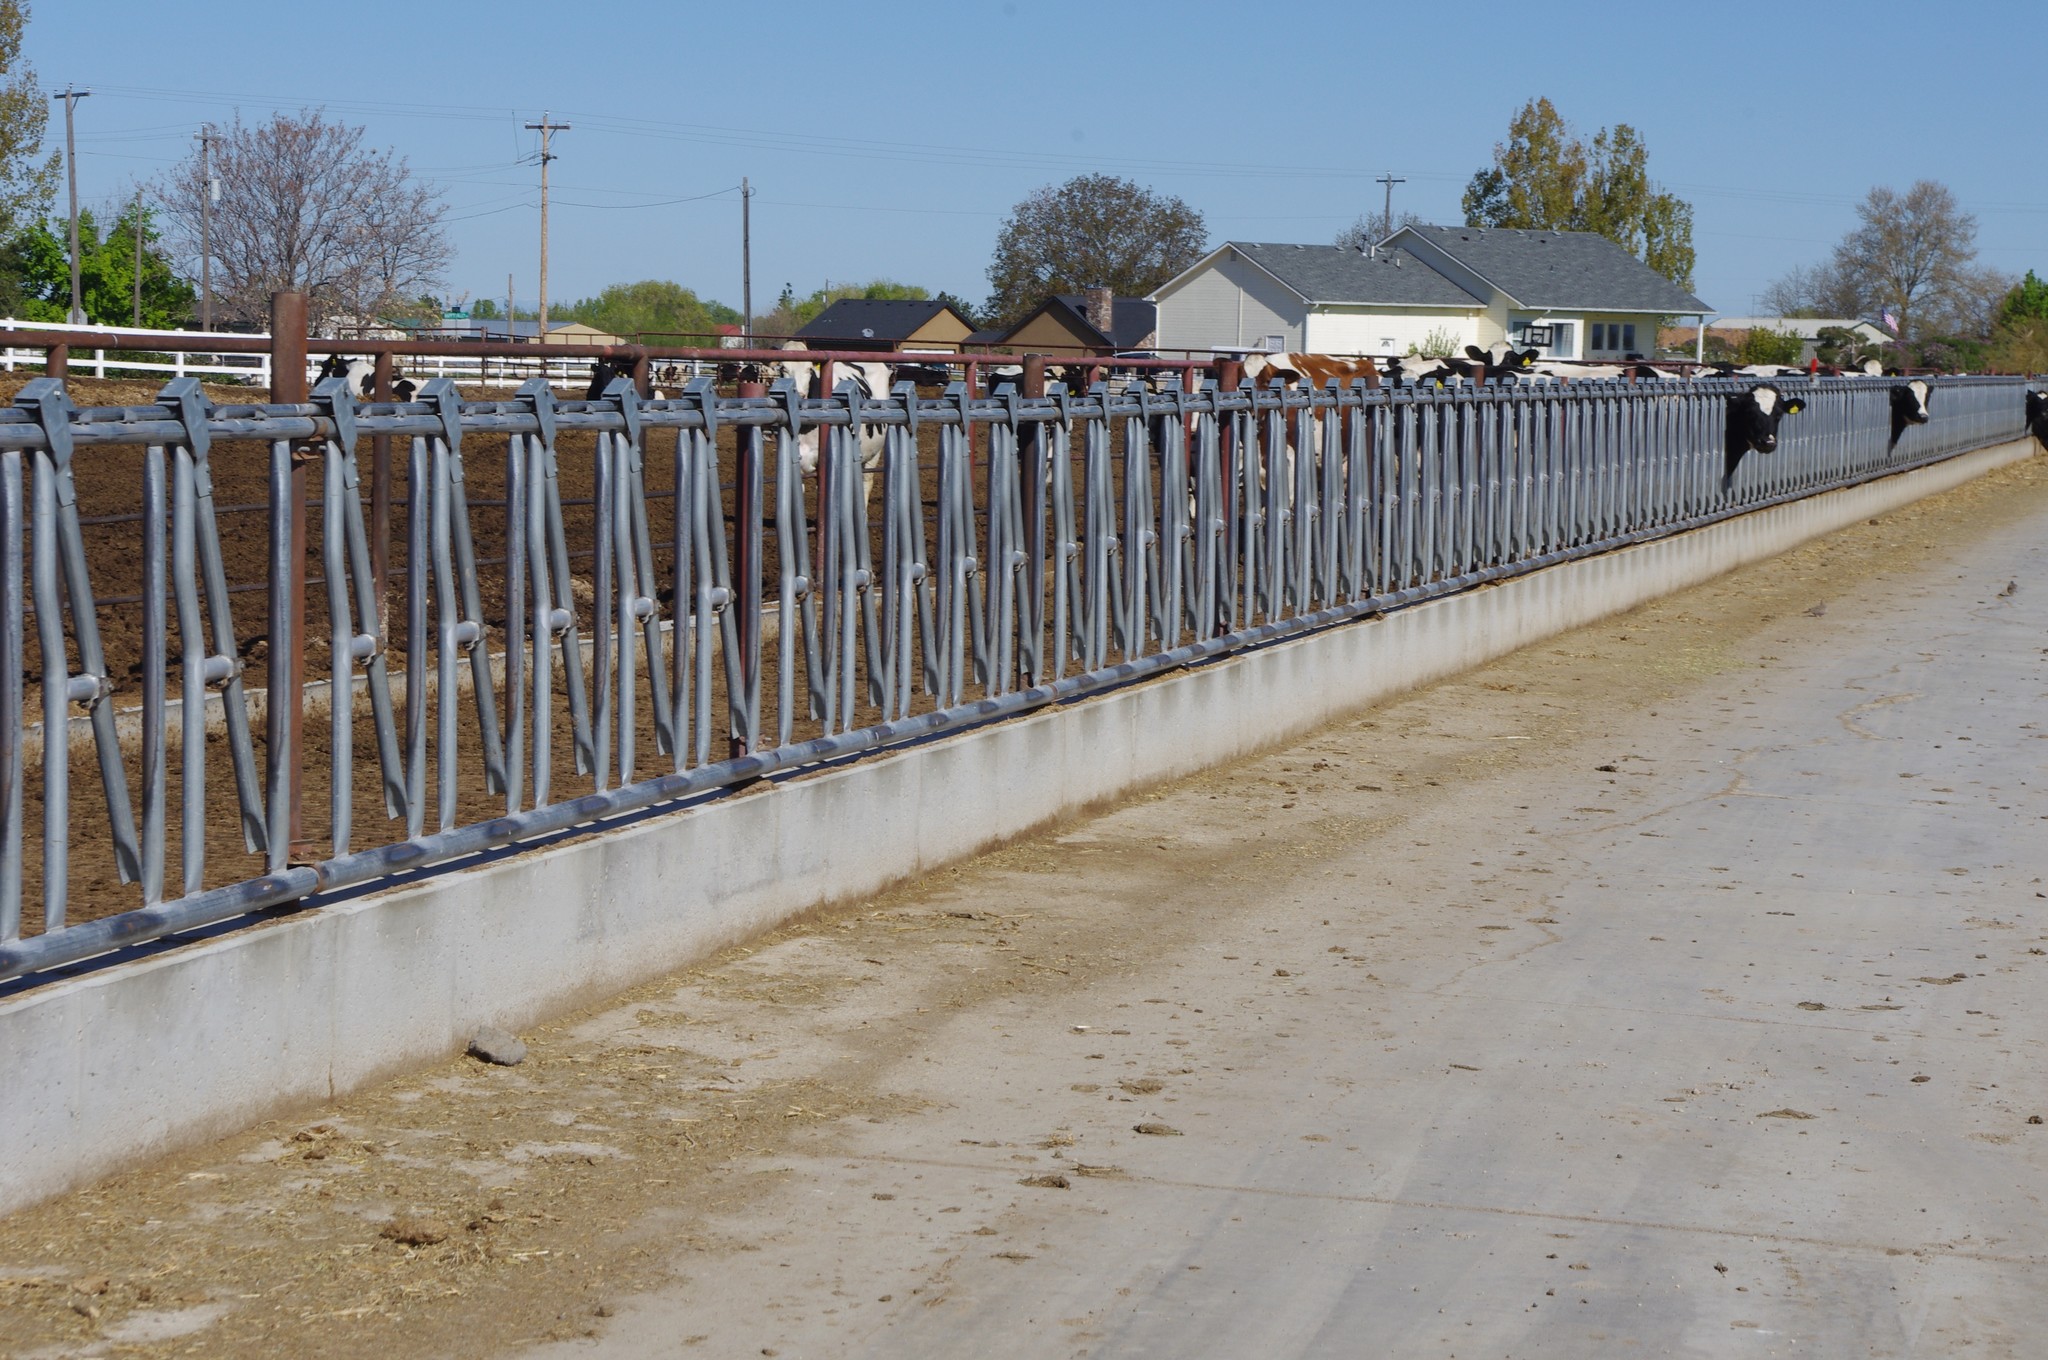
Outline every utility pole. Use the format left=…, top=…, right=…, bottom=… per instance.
left=1375, top=172, right=1406, bottom=239
left=741, top=177, right=753, bottom=344
left=54, top=85, right=91, bottom=326
left=197, top=127, right=216, bottom=331
left=524, top=113, right=569, bottom=340
left=506, top=272, right=514, bottom=342
left=131, top=187, right=143, bottom=327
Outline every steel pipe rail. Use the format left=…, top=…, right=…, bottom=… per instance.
left=0, top=370, right=2032, bottom=982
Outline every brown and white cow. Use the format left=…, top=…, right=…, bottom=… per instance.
left=1235, top=354, right=1383, bottom=491
left=1239, top=352, right=1382, bottom=392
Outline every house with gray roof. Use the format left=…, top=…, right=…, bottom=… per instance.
left=1151, top=226, right=1710, bottom=362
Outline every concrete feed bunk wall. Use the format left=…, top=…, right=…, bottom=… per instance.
left=0, top=436, right=2035, bottom=1218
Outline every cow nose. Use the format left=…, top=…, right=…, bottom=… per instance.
left=1759, top=437, right=1777, bottom=452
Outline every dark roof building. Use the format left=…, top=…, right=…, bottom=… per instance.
left=970, top=288, right=1159, bottom=356
left=793, top=298, right=976, bottom=351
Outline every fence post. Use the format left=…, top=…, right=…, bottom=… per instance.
left=268, top=291, right=310, bottom=857
left=45, top=344, right=66, bottom=379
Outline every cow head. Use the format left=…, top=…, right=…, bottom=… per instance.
left=1723, top=383, right=1806, bottom=485
left=1889, top=379, right=1931, bottom=444
left=586, top=356, right=638, bottom=400
left=315, top=354, right=376, bottom=398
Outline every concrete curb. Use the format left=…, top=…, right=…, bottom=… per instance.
left=0, top=436, right=2032, bottom=1219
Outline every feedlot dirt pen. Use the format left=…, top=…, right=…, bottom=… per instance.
left=8, top=375, right=995, bottom=932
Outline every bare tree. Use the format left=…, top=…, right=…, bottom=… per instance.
left=1334, top=207, right=1422, bottom=251
left=1757, top=260, right=1865, bottom=319
left=157, top=110, right=449, bottom=330
left=1767, top=181, right=2007, bottom=339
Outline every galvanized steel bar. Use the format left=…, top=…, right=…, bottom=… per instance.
left=0, top=373, right=2031, bottom=983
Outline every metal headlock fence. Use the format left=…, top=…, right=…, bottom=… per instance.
left=0, top=366, right=2028, bottom=983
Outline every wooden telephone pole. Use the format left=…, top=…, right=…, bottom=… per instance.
left=54, top=85, right=91, bottom=325
left=524, top=113, right=570, bottom=340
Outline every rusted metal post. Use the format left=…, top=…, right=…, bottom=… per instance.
left=44, top=344, right=66, bottom=379
left=732, top=377, right=765, bottom=758
left=370, top=350, right=393, bottom=634
left=268, top=291, right=309, bottom=857
left=629, top=348, right=651, bottom=399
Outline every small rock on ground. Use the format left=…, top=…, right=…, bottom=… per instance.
left=468, top=1026, right=527, bottom=1066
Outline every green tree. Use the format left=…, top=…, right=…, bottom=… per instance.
left=791, top=278, right=928, bottom=326
left=1813, top=325, right=1877, bottom=368
left=985, top=174, right=1206, bottom=327
left=1461, top=98, right=1695, bottom=289
left=1995, top=270, right=2048, bottom=329
left=932, top=290, right=983, bottom=329
left=555, top=279, right=734, bottom=340
left=0, top=203, right=195, bottom=326
left=1736, top=325, right=1803, bottom=367
left=0, top=2, right=55, bottom=247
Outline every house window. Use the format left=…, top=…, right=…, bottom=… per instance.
left=1622, top=323, right=1637, bottom=354
left=1263, top=334, right=1284, bottom=352
left=1592, top=323, right=1607, bottom=352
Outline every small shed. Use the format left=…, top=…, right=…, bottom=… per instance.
left=973, top=289, right=1158, bottom=356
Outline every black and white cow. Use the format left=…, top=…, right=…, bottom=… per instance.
left=315, top=354, right=377, bottom=399
left=769, top=343, right=896, bottom=501
left=1455, top=343, right=1540, bottom=382
left=1695, top=362, right=1805, bottom=380
left=2027, top=390, right=2048, bottom=450
left=315, top=353, right=426, bottom=401
left=585, top=356, right=671, bottom=401
left=1888, top=378, right=1931, bottom=444
left=1723, top=383, right=1806, bottom=485
left=1528, top=360, right=1666, bottom=382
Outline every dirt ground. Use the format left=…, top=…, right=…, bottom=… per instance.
left=9, top=374, right=1015, bottom=929
left=0, top=449, right=2042, bottom=1358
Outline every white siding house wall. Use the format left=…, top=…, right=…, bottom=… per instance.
left=1476, top=302, right=1510, bottom=348
left=1302, top=307, right=1482, bottom=356
left=1155, top=251, right=1305, bottom=351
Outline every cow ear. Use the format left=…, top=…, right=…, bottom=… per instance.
left=1464, top=345, right=1486, bottom=362
left=1783, top=397, right=1806, bottom=414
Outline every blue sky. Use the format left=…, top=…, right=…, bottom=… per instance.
left=28, top=0, right=2041, bottom=320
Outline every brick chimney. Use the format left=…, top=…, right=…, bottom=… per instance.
left=1083, top=286, right=1115, bottom=341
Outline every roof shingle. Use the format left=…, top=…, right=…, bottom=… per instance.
left=795, top=298, right=966, bottom=343
left=1395, top=225, right=1709, bottom=313
left=1227, top=243, right=1486, bottom=308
